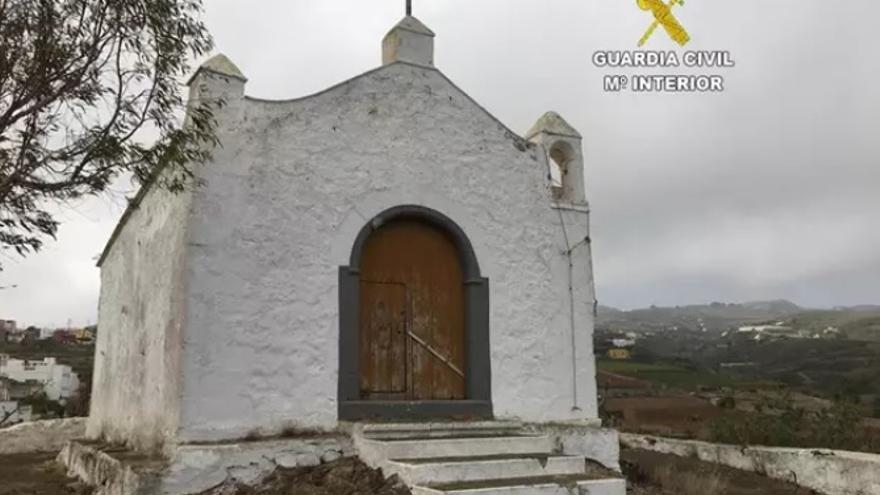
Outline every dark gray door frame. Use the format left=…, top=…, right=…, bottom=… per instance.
left=338, top=205, right=492, bottom=421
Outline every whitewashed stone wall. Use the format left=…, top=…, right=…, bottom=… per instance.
left=175, top=61, right=597, bottom=443
left=162, top=437, right=352, bottom=493
left=60, top=436, right=353, bottom=495
left=88, top=169, right=193, bottom=451
left=622, top=433, right=880, bottom=495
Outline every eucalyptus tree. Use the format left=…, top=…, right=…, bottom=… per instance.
left=0, top=0, right=219, bottom=266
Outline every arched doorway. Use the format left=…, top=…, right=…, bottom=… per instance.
left=338, top=206, right=492, bottom=420
left=360, top=219, right=466, bottom=401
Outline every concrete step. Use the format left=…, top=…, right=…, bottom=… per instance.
left=359, top=421, right=523, bottom=440
left=411, top=476, right=626, bottom=495
left=385, top=454, right=585, bottom=485
left=360, top=435, right=555, bottom=460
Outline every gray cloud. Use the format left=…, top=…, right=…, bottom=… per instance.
left=1, top=0, right=877, bottom=325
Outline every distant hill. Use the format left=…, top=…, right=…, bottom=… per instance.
left=791, top=310, right=880, bottom=340
left=739, top=299, right=804, bottom=314
left=837, top=305, right=880, bottom=313
left=597, top=305, right=624, bottom=317
left=597, top=300, right=805, bottom=333
left=841, top=316, right=880, bottom=341
left=597, top=300, right=880, bottom=339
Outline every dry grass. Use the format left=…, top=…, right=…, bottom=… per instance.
left=0, top=452, right=92, bottom=495
left=652, top=463, right=724, bottom=495
left=622, top=449, right=818, bottom=495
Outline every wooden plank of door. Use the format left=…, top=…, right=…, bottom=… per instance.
left=359, top=281, right=407, bottom=399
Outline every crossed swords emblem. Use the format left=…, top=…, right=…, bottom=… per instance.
left=638, top=0, right=691, bottom=47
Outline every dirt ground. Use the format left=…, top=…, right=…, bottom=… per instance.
left=605, top=395, right=730, bottom=438
left=605, top=392, right=880, bottom=453
left=0, top=452, right=91, bottom=495
left=201, top=457, right=411, bottom=495
left=622, top=448, right=819, bottom=495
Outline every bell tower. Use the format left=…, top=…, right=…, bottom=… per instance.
left=527, top=112, right=587, bottom=205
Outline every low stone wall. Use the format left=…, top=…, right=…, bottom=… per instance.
left=0, top=418, right=86, bottom=454
left=621, top=433, right=880, bottom=495
left=58, top=441, right=159, bottom=495
left=59, top=435, right=354, bottom=495
left=162, top=436, right=353, bottom=494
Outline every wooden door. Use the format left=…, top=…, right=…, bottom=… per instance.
left=359, top=220, right=466, bottom=400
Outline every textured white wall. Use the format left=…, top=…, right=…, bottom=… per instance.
left=175, top=61, right=598, bottom=443
left=88, top=179, right=191, bottom=451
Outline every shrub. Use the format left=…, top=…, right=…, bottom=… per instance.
left=64, top=381, right=91, bottom=418
left=709, top=399, right=863, bottom=451
left=648, top=462, right=724, bottom=495
left=718, top=395, right=736, bottom=409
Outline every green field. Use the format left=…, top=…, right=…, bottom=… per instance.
left=599, top=360, right=683, bottom=373
left=598, top=359, right=743, bottom=389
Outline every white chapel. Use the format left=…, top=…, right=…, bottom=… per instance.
left=87, top=14, right=611, bottom=489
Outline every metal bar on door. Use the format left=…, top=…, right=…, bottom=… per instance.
left=407, top=330, right=465, bottom=378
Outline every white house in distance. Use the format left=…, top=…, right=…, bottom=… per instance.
left=0, top=355, right=80, bottom=402
left=83, top=11, right=622, bottom=495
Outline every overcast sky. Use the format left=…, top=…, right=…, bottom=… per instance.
left=1, top=0, right=878, bottom=327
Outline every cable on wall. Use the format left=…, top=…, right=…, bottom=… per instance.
left=555, top=203, right=591, bottom=412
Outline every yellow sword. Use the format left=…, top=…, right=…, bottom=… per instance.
left=638, top=0, right=690, bottom=47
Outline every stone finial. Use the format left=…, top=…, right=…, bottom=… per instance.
left=186, top=53, right=248, bottom=86
left=382, top=16, right=435, bottom=67
left=185, top=53, right=247, bottom=104
left=525, top=112, right=582, bottom=141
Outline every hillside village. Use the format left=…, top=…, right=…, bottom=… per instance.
left=597, top=300, right=880, bottom=337
left=596, top=301, right=880, bottom=365
left=0, top=320, right=91, bottom=427
left=592, top=301, right=880, bottom=464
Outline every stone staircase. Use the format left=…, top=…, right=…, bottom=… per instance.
left=355, top=422, right=626, bottom=495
